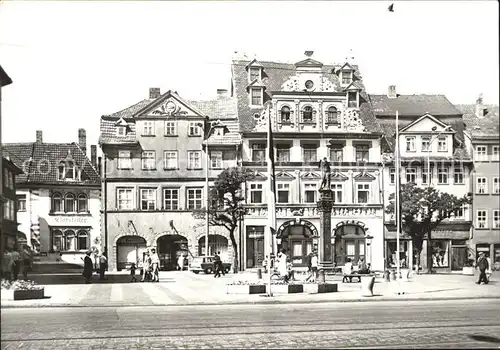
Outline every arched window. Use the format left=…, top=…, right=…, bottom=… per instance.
left=77, top=230, right=89, bottom=250
left=65, top=193, right=76, bottom=213
left=302, top=106, right=313, bottom=123
left=327, top=106, right=338, bottom=124
left=280, top=106, right=291, bottom=123
left=78, top=193, right=88, bottom=213
left=52, top=192, right=63, bottom=213
left=65, top=230, right=76, bottom=251
left=53, top=230, right=63, bottom=252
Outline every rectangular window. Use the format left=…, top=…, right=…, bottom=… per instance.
left=453, top=205, right=465, bottom=219
left=438, top=167, right=449, bottom=184
left=117, top=188, right=133, bottom=210
left=406, top=168, right=417, bottom=183
left=250, top=183, right=263, bottom=204
left=356, top=183, right=370, bottom=204
left=188, top=122, right=201, bottom=136
left=116, top=126, right=126, bottom=136
left=331, top=183, right=343, bottom=203
left=163, top=188, right=179, bottom=210
left=210, top=151, right=223, bottom=169
left=249, top=67, right=260, bottom=81
left=302, top=144, right=317, bottom=163
left=276, top=145, right=290, bottom=163
left=405, top=137, right=416, bottom=152
left=304, top=183, right=317, bottom=203
left=118, top=150, right=132, bottom=169
left=341, top=70, right=352, bottom=85
left=422, top=167, right=431, bottom=185
left=477, top=177, right=487, bottom=194
left=17, top=195, right=26, bottom=212
left=389, top=168, right=395, bottom=184
left=493, top=210, right=500, bottom=229
left=493, top=178, right=500, bottom=194
left=477, top=210, right=487, bottom=228
left=421, top=137, right=431, bottom=152
left=251, top=88, right=262, bottom=106
left=347, top=92, right=358, bottom=108
left=164, top=151, right=178, bottom=169
left=251, top=143, right=266, bottom=162
left=437, top=137, right=447, bottom=152
left=143, top=121, right=154, bottom=136
left=330, top=145, right=343, bottom=162
left=475, top=146, right=487, bottom=161
left=493, top=146, right=500, bottom=161
left=277, top=183, right=290, bottom=204
left=454, top=167, right=464, bottom=184
left=187, top=188, right=203, bottom=210
left=164, top=121, right=177, bottom=136
left=140, top=188, right=156, bottom=211
left=355, top=144, right=370, bottom=162
left=141, top=151, right=156, bottom=170
left=187, top=151, right=202, bottom=169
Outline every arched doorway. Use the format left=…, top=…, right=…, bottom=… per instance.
left=334, top=224, right=366, bottom=266
left=277, top=220, right=317, bottom=267
left=157, top=235, right=188, bottom=271
left=116, top=235, right=147, bottom=271
left=198, top=235, right=229, bottom=261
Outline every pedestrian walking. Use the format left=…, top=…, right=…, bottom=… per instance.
left=82, top=251, right=93, bottom=284
left=11, top=249, right=20, bottom=281
left=218, top=252, right=225, bottom=276
left=142, top=252, right=151, bottom=282
left=305, top=250, right=318, bottom=282
left=150, top=248, right=160, bottom=282
left=277, top=249, right=288, bottom=279
left=2, top=249, right=13, bottom=281
left=476, top=252, right=489, bottom=285
left=99, top=254, right=107, bottom=280
left=130, top=262, right=137, bottom=282
left=177, top=254, right=185, bottom=271
left=214, top=252, right=221, bottom=278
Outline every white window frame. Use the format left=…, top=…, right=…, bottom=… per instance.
left=421, top=136, right=431, bottom=152
left=405, top=136, right=416, bottom=152
left=347, top=91, right=358, bottom=108
left=117, top=188, right=134, bottom=210
left=249, top=67, right=261, bottom=82
left=493, top=146, right=500, bottom=161
left=341, top=70, right=352, bottom=85
left=437, top=137, right=448, bottom=152
left=277, top=183, right=290, bottom=204
left=188, top=151, right=202, bottom=169
left=140, top=188, right=156, bottom=211
left=188, top=122, right=202, bottom=136
left=330, top=183, right=344, bottom=203
left=493, top=177, right=500, bottom=194
left=116, top=126, right=126, bottom=137
left=475, top=145, right=487, bottom=161
left=250, top=183, right=263, bottom=204
left=356, top=183, right=370, bottom=204
left=493, top=209, right=500, bottom=229
left=17, top=195, right=26, bottom=212
left=405, top=167, right=417, bottom=184
left=164, top=121, right=177, bottom=136
left=164, top=151, right=178, bottom=170
left=163, top=188, right=179, bottom=210
left=453, top=205, right=466, bottom=220
left=117, top=150, right=132, bottom=170
left=477, top=177, right=487, bottom=194
left=303, top=183, right=317, bottom=203
left=249, top=88, right=263, bottom=107
left=143, top=121, right=154, bottom=136
left=141, top=151, right=156, bottom=170
left=187, top=188, right=203, bottom=210
left=476, top=210, right=488, bottom=228
left=389, top=168, right=395, bottom=185
left=438, top=167, right=449, bottom=185
left=422, top=167, right=431, bottom=185
left=210, top=151, right=223, bottom=169
left=454, top=167, right=464, bottom=184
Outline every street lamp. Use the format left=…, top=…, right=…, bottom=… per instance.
left=427, top=125, right=452, bottom=187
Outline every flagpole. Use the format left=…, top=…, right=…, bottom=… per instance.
left=395, top=109, right=401, bottom=283
left=266, top=104, right=276, bottom=297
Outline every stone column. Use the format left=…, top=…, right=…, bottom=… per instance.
left=317, top=188, right=334, bottom=272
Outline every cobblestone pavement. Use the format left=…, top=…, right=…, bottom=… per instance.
left=2, top=299, right=500, bottom=349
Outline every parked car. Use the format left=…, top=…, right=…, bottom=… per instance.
left=189, top=256, right=231, bottom=274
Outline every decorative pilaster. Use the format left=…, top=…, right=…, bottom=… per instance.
left=318, top=100, right=323, bottom=132
left=317, top=188, right=334, bottom=271
left=294, top=99, right=300, bottom=124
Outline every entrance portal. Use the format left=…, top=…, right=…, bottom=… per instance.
left=116, top=235, right=147, bottom=271
left=278, top=223, right=315, bottom=267
left=334, top=224, right=366, bottom=266
left=157, top=235, right=188, bottom=271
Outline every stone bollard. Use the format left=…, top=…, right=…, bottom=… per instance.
left=318, top=269, right=325, bottom=283
left=257, top=268, right=262, bottom=280
left=361, top=275, right=375, bottom=297
left=384, top=270, right=390, bottom=282
left=390, top=270, right=396, bottom=281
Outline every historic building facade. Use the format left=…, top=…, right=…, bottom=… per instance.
left=232, top=53, right=385, bottom=271
left=99, top=88, right=241, bottom=271
left=373, top=94, right=474, bottom=272
left=3, top=129, right=101, bottom=265
left=459, top=96, right=500, bottom=269
left=2, top=156, right=23, bottom=253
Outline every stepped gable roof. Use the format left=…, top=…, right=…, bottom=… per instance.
left=3, top=142, right=100, bottom=186
left=456, top=104, right=499, bottom=139
left=232, top=59, right=381, bottom=133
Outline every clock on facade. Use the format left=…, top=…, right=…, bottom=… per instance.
left=305, top=80, right=314, bottom=90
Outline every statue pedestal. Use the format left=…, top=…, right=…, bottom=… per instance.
left=317, top=188, right=334, bottom=271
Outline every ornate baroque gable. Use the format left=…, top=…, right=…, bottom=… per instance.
left=343, top=108, right=365, bottom=132
left=150, top=98, right=190, bottom=117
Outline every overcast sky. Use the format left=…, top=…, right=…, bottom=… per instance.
left=1, top=1, right=498, bottom=149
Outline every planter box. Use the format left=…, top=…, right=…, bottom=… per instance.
left=226, top=284, right=266, bottom=295
left=462, top=267, right=475, bottom=276
left=268, top=284, right=304, bottom=294
left=303, top=283, right=338, bottom=294
left=1, top=288, right=44, bottom=301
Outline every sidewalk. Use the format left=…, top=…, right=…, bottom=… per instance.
left=1, top=270, right=499, bottom=308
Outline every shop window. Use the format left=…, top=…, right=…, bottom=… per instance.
left=431, top=240, right=449, bottom=267
left=387, top=240, right=411, bottom=268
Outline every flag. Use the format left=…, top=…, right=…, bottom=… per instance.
left=266, top=105, right=277, bottom=257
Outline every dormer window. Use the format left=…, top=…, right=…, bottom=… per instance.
left=280, top=106, right=291, bottom=124
left=341, top=70, right=353, bottom=85
left=250, top=88, right=263, bottom=106
left=58, top=161, right=77, bottom=181
left=249, top=67, right=261, bottom=82
left=326, top=106, right=339, bottom=124
left=213, top=127, right=225, bottom=137
left=347, top=92, right=358, bottom=108
left=116, top=126, right=126, bottom=136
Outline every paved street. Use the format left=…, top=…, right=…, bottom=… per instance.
left=2, top=299, right=500, bottom=349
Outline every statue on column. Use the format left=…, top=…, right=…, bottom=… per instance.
left=319, top=157, right=331, bottom=190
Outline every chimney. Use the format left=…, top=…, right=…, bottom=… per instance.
left=476, top=93, right=484, bottom=118
left=78, top=128, right=87, bottom=154
left=149, top=87, right=161, bottom=99
left=35, top=130, right=43, bottom=143
left=387, top=85, right=397, bottom=99
left=216, top=89, right=228, bottom=99
left=90, top=145, right=97, bottom=168
left=97, top=156, right=102, bottom=176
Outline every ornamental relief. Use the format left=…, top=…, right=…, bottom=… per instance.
left=245, top=206, right=380, bottom=218
left=343, top=108, right=365, bottom=132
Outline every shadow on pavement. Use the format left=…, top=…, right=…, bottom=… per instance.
left=468, top=334, right=500, bottom=344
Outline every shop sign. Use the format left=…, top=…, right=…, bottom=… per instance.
left=118, top=236, right=146, bottom=245
left=52, top=216, right=90, bottom=226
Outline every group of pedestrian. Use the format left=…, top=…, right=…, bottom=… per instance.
left=132, top=248, right=160, bottom=283
left=2, top=245, right=33, bottom=281
left=82, top=251, right=108, bottom=283
left=305, top=250, right=318, bottom=283
left=213, top=251, right=225, bottom=278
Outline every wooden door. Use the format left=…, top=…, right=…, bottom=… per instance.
left=451, top=247, right=466, bottom=270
